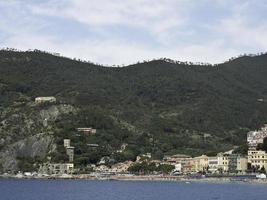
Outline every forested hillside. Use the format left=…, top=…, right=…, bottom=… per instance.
left=0, top=50, right=267, bottom=171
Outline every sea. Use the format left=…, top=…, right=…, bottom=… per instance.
left=0, top=179, right=266, bottom=200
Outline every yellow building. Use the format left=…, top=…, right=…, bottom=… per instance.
left=237, top=157, right=248, bottom=172
left=248, top=150, right=267, bottom=170
left=193, top=155, right=208, bottom=172
left=217, top=153, right=229, bottom=172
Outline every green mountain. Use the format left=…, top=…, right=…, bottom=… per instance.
left=0, top=50, right=267, bottom=172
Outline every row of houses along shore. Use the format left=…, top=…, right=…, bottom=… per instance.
left=33, top=97, right=267, bottom=176
left=86, top=124, right=267, bottom=175
left=36, top=124, right=267, bottom=176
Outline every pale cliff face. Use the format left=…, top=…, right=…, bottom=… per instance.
left=0, top=101, right=77, bottom=172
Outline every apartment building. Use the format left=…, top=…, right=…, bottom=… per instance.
left=217, top=153, right=229, bottom=172
left=248, top=150, right=267, bottom=170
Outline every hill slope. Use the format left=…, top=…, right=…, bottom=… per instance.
left=0, top=50, right=267, bottom=171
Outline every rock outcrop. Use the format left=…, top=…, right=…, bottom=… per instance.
left=0, top=101, right=77, bottom=172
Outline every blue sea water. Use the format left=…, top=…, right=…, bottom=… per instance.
left=0, top=179, right=266, bottom=200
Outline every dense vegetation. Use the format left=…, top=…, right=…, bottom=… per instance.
left=257, top=137, right=267, bottom=152
left=128, top=161, right=175, bottom=174
left=1, top=50, right=267, bottom=168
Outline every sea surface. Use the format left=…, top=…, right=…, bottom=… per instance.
left=0, top=179, right=266, bottom=200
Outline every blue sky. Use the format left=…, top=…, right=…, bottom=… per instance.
left=1, top=0, right=267, bottom=65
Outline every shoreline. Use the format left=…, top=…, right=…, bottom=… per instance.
left=1, top=174, right=267, bottom=184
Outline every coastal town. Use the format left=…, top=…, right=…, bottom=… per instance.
left=51, top=124, right=267, bottom=178
left=2, top=1, right=267, bottom=200
left=1, top=97, right=267, bottom=183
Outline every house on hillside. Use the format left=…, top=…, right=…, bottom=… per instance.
left=247, top=124, right=267, bottom=149
left=63, top=139, right=74, bottom=163
left=77, top=128, right=96, bottom=135
left=35, top=96, right=56, bottom=103
left=64, top=139, right=70, bottom=148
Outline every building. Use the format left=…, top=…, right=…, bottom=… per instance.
left=93, top=165, right=110, bottom=173
left=182, top=159, right=195, bottom=173
left=228, top=154, right=238, bottom=173
left=66, top=146, right=74, bottom=163
left=163, top=154, right=191, bottom=164
left=174, top=163, right=182, bottom=172
left=208, top=157, right=219, bottom=173
left=217, top=153, right=229, bottom=172
left=248, top=150, right=267, bottom=170
left=39, top=138, right=75, bottom=175
left=64, top=139, right=70, bottom=148
left=109, top=161, right=133, bottom=173
left=228, top=154, right=247, bottom=173
left=237, top=157, right=248, bottom=172
left=162, top=154, right=196, bottom=173
left=193, top=155, right=209, bottom=172
left=136, top=153, right=152, bottom=162
left=35, top=96, right=56, bottom=103
left=39, top=163, right=74, bottom=175
left=77, top=128, right=96, bottom=134
left=87, top=144, right=99, bottom=149
left=247, top=124, right=267, bottom=149
left=63, top=139, right=74, bottom=163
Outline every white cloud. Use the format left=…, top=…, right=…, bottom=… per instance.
left=28, top=0, right=191, bottom=45
left=213, top=1, right=267, bottom=51
left=1, top=0, right=267, bottom=65
left=30, top=0, right=189, bottom=27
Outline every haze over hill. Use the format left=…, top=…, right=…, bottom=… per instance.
left=0, top=49, right=267, bottom=172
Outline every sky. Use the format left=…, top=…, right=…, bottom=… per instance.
left=1, top=0, right=267, bottom=65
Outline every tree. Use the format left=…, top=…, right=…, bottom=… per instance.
left=157, top=164, right=175, bottom=174
left=262, top=137, right=267, bottom=152
left=260, top=166, right=266, bottom=174
left=257, top=137, right=267, bottom=152
left=233, top=143, right=248, bottom=155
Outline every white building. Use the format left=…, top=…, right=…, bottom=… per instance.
left=77, top=128, right=97, bottom=134
left=109, top=161, right=133, bottom=173
left=94, top=165, right=110, bottom=172
left=39, top=163, right=74, bottom=175
left=174, top=163, right=182, bottom=172
left=35, top=96, right=56, bottom=103
left=64, top=139, right=70, bottom=148
left=136, top=153, right=152, bottom=162
left=247, top=124, right=267, bottom=148
left=208, top=157, right=219, bottom=173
